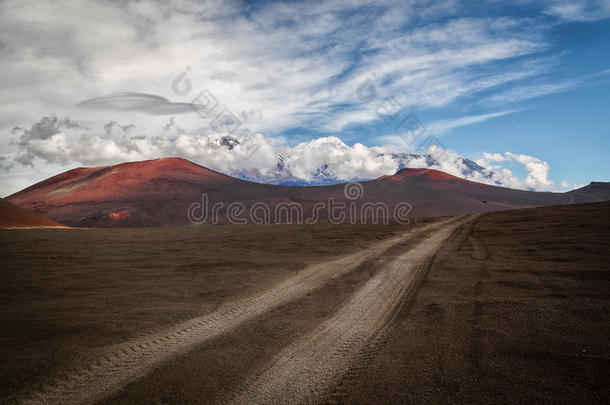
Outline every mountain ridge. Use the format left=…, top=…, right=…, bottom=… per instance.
left=7, top=157, right=609, bottom=227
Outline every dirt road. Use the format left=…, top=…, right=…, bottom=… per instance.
left=18, top=216, right=469, bottom=404
left=229, top=216, right=471, bottom=404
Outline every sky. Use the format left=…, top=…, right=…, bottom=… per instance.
left=1, top=0, right=609, bottom=196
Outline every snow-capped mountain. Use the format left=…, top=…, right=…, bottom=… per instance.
left=229, top=145, right=496, bottom=186
left=383, top=153, right=494, bottom=181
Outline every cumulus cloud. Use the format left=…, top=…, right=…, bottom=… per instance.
left=8, top=116, right=278, bottom=174
left=505, top=151, right=554, bottom=189
left=280, top=137, right=398, bottom=182
left=482, top=152, right=507, bottom=162
left=5, top=116, right=565, bottom=193
left=104, top=121, right=136, bottom=136
left=11, top=117, right=81, bottom=143
left=476, top=151, right=557, bottom=190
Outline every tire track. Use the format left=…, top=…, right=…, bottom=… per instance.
left=324, top=222, right=468, bottom=405
left=229, top=216, right=474, bottom=405
left=16, top=218, right=458, bottom=405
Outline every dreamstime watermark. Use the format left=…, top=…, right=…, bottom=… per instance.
left=187, top=182, right=417, bottom=225
left=357, top=73, right=446, bottom=162
left=171, top=66, right=261, bottom=156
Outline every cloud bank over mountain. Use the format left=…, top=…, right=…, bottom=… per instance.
left=4, top=116, right=564, bottom=194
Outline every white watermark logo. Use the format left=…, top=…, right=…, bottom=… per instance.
left=170, top=67, right=261, bottom=158
left=187, top=182, right=415, bottom=226
left=357, top=72, right=446, bottom=163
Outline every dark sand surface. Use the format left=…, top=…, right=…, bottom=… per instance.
left=326, top=201, right=610, bottom=404
left=1, top=202, right=609, bottom=404
left=0, top=221, right=419, bottom=401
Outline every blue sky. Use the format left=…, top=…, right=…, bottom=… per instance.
left=416, top=16, right=610, bottom=185
left=1, top=0, right=609, bottom=194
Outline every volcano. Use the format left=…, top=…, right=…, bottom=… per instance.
left=6, top=158, right=610, bottom=227
left=0, top=197, right=64, bottom=228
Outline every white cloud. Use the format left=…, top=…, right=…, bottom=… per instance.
left=505, top=151, right=554, bottom=189
left=425, top=110, right=520, bottom=135
left=281, top=137, right=398, bottom=181
left=0, top=0, right=583, bottom=137
left=2, top=116, right=567, bottom=195
left=483, top=79, right=580, bottom=105
left=482, top=152, right=507, bottom=162
left=476, top=150, right=557, bottom=190
left=546, top=0, right=610, bottom=22
left=374, top=109, right=519, bottom=147
left=0, top=0, right=603, bottom=195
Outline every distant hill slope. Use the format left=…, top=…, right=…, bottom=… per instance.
left=568, top=182, right=610, bottom=203
left=6, top=158, right=610, bottom=227
left=0, top=198, right=64, bottom=228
